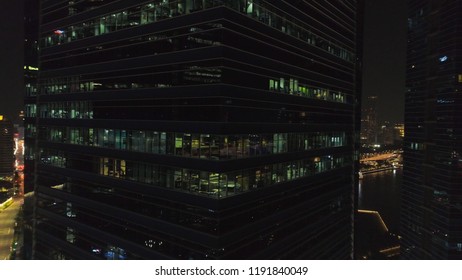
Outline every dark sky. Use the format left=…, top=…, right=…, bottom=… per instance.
left=0, top=0, right=24, bottom=123
left=0, top=1, right=407, bottom=124
left=362, top=0, right=407, bottom=124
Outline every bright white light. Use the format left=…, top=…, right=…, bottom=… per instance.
left=14, top=138, right=18, bottom=154
left=439, top=56, right=448, bottom=62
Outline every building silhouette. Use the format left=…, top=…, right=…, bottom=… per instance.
left=24, top=0, right=39, bottom=194
left=402, top=0, right=462, bottom=259
left=0, top=115, right=14, bottom=179
left=22, top=0, right=40, bottom=261
left=360, top=95, right=378, bottom=146
left=31, top=0, right=360, bottom=259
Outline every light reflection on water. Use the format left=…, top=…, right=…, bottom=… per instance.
left=358, top=168, right=402, bottom=233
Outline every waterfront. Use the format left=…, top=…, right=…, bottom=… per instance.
left=359, top=168, right=402, bottom=234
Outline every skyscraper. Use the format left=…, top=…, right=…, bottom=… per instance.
left=0, top=115, right=14, bottom=179
left=23, top=0, right=40, bottom=261
left=360, top=95, right=378, bottom=146
left=24, top=0, right=39, bottom=194
left=32, top=0, right=359, bottom=259
left=402, top=0, right=462, bottom=259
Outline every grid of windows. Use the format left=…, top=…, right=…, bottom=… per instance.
left=41, top=0, right=353, bottom=62
left=403, top=0, right=462, bottom=259
left=40, top=148, right=351, bottom=198
left=33, top=0, right=358, bottom=259
left=43, top=127, right=348, bottom=160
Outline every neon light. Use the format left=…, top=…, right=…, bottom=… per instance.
left=358, top=209, right=389, bottom=232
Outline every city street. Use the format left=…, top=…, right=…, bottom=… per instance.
left=0, top=197, right=22, bottom=260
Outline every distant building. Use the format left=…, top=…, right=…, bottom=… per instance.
left=379, top=121, right=394, bottom=146
left=0, top=115, right=14, bottom=179
left=402, top=0, right=462, bottom=259
left=393, top=123, right=404, bottom=144
left=19, top=110, right=25, bottom=121
left=24, top=0, right=39, bottom=194
left=22, top=0, right=40, bottom=261
left=361, top=95, right=378, bottom=145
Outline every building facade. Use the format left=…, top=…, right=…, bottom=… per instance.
left=360, top=95, right=378, bottom=146
left=23, top=0, right=40, bottom=261
left=402, top=0, right=462, bottom=259
left=32, top=0, right=359, bottom=259
left=24, top=0, right=40, bottom=194
left=0, top=115, right=14, bottom=179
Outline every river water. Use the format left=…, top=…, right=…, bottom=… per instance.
left=358, top=168, right=402, bottom=234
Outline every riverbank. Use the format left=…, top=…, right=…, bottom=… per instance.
left=361, top=165, right=402, bottom=175
left=356, top=168, right=402, bottom=259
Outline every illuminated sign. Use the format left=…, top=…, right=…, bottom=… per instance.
left=54, top=29, right=65, bottom=35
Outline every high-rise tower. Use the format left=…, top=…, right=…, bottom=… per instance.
left=361, top=95, right=378, bottom=146
left=24, top=0, right=40, bottom=194
left=402, top=0, right=462, bottom=259
left=0, top=116, right=14, bottom=179
left=32, top=0, right=360, bottom=259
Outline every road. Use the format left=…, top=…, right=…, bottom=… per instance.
left=0, top=198, right=23, bottom=260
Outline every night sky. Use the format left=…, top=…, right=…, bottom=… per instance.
left=363, top=0, right=407, bottom=124
left=0, top=0, right=24, bottom=123
left=0, top=1, right=407, bottom=124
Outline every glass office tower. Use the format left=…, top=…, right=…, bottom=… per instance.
left=402, top=0, right=462, bottom=259
left=32, top=0, right=359, bottom=259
